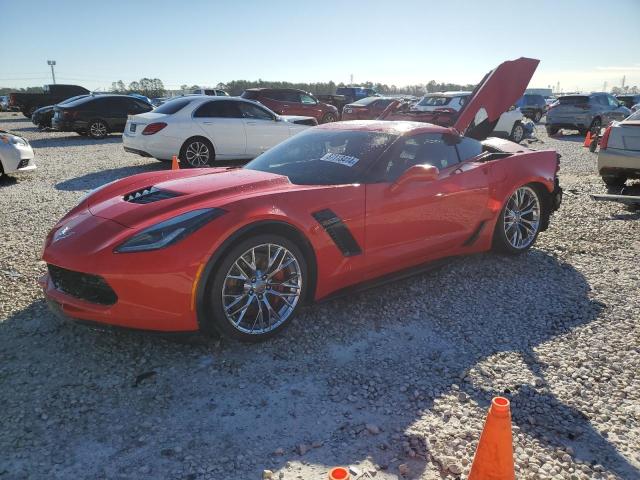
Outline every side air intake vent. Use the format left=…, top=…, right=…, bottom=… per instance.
left=123, top=186, right=181, bottom=204
left=312, top=209, right=362, bottom=257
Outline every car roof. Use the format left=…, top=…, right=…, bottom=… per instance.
left=425, top=91, right=471, bottom=97
left=245, top=88, right=303, bottom=93
left=316, top=120, right=452, bottom=136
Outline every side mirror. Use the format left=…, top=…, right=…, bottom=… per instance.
left=390, top=164, right=439, bottom=192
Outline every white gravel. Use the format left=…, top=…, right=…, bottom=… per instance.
left=0, top=112, right=638, bottom=480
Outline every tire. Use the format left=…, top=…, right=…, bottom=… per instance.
left=602, top=175, right=626, bottom=187
left=493, top=185, right=543, bottom=254
left=321, top=113, right=336, bottom=124
left=589, top=117, right=602, bottom=134
left=87, top=119, right=108, bottom=139
left=179, top=137, right=215, bottom=168
left=546, top=125, right=559, bottom=136
left=206, top=234, right=308, bottom=342
left=533, top=110, right=542, bottom=123
left=509, top=121, right=525, bottom=143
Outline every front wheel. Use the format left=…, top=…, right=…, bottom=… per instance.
left=493, top=185, right=542, bottom=254
left=533, top=111, right=542, bottom=123
left=546, top=125, right=559, bottom=136
left=88, top=120, right=108, bottom=139
left=602, top=175, right=626, bottom=187
left=207, top=234, right=307, bottom=342
left=509, top=121, right=525, bottom=143
left=321, top=113, right=336, bottom=123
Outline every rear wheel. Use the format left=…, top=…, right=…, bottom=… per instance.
left=321, top=113, right=336, bottom=123
left=589, top=117, right=602, bottom=134
left=180, top=137, right=215, bottom=167
left=546, top=125, right=559, bottom=136
left=493, top=185, right=542, bottom=254
left=87, top=119, right=108, bottom=139
left=602, top=175, right=626, bottom=187
left=533, top=110, right=542, bottom=123
left=206, top=234, right=307, bottom=342
left=509, top=121, right=525, bottom=143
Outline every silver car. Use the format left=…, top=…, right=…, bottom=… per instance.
left=597, top=109, right=640, bottom=187
left=546, top=93, right=631, bottom=135
left=0, top=130, right=36, bottom=178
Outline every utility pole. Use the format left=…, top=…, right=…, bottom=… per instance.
left=603, top=81, right=607, bottom=92
left=350, top=74, right=353, bottom=85
left=622, top=75, right=626, bottom=89
left=47, top=60, right=56, bottom=84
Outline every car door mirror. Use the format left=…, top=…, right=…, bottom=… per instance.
left=390, top=164, right=439, bottom=192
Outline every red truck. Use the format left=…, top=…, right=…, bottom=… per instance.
left=241, top=88, right=339, bottom=123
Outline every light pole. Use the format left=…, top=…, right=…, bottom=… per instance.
left=47, top=60, right=56, bottom=84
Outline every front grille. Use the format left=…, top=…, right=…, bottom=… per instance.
left=17, top=158, right=29, bottom=169
left=123, top=186, right=181, bottom=204
left=48, top=264, right=117, bottom=305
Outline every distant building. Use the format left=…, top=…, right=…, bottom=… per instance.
left=525, top=88, right=553, bottom=96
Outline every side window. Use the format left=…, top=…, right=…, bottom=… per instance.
left=238, top=102, right=274, bottom=120
left=593, top=95, right=607, bottom=106
left=193, top=100, right=241, bottom=118
left=456, top=137, right=483, bottom=162
left=265, top=91, right=283, bottom=101
left=132, top=100, right=151, bottom=112
left=103, top=97, right=129, bottom=113
left=300, top=93, right=317, bottom=105
left=283, top=91, right=300, bottom=103
left=607, top=95, right=619, bottom=107
left=383, top=133, right=458, bottom=181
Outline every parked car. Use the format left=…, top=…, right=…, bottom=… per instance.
left=191, top=88, right=229, bottom=96
left=597, top=109, right=640, bottom=187
left=546, top=93, right=631, bottom=135
left=0, top=96, right=9, bottom=112
left=0, top=130, right=36, bottom=178
left=516, top=94, right=547, bottom=122
left=335, top=86, right=377, bottom=104
left=615, top=94, right=640, bottom=110
left=8, top=84, right=90, bottom=118
left=241, top=88, right=339, bottom=124
left=129, top=93, right=153, bottom=105
left=123, top=96, right=315, bottom=166
left=32, top=95, right=90, bottom=129
left=51, top=94, right=153, bottom=139
left=341, top=97, right=396, bottom=120
left=384, top=89, right=528, bottom=143
left=40, top=56, right=562, bottom=341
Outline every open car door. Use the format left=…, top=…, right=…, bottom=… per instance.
left=453, top=57, right=539, bottom=136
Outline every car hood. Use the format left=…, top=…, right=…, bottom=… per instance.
left=87, top=168, right=293, bottom=228
left=453, top=57, right=539, bottom=134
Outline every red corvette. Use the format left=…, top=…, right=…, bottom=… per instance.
left=41, top=58, right=562, bottom=341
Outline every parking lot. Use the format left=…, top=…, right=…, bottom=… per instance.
left=0, top=111, right=638, bottom=479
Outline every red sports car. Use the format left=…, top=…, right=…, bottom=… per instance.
left=41, top=57, right=562, bottom=341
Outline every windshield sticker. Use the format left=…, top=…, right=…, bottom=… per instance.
left=320, top=153, right=360, bottom=167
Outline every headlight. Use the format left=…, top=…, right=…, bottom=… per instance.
left=0, top=134, right=27, bottom=146
left=114, top=208, right=226, bottom=253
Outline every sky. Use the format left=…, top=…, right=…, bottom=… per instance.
left=1, top=0, right=639, bottom=93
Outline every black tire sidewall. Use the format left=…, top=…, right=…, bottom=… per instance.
left=510, top=122, right=524, bottom=143
left=534, top=111, right=542, bottom=122
left=321, top=113, right=336, bottom=124
left=493, top=185, right=542, bottom=255
left=206, top=234, right=308, bottom=342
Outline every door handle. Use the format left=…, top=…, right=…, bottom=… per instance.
left=246, top=121, right=257, bottom=126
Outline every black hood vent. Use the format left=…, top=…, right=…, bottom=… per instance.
left=123, top=186, right=181, bottom=204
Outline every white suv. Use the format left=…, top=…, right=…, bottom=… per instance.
left=191, top=88, right=229, bottom=96
left=414, top=91, right=526, bottom=143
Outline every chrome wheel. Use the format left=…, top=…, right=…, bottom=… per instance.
left=89, top=121, right=107, bottom=138
left=222, top=243, right=302, bottom=335
left=503, top=186, right=540, bottom=249
left=185, top=141, right=210, bottom=167
left=511, top=123, right=524, bottom=143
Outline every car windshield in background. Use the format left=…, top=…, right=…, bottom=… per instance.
left=417, top=96, right=452, bottom=107
left=625, top=110, right=640, bottom=121
left=558, top=96, right=589, bottom=105
left=244, top=129, right=397, bottom=185
left=153, top=98, right=193, bottom=114
left=351, top=97, right=380, bottom=106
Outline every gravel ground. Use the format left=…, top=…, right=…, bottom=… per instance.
left=0, top=112, right=638, bottom=480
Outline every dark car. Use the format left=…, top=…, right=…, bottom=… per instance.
left=341, top=97, right=396, bottom=120
left=336, top=86, right=377, bottom=104
left=615, top=94, right=640, bottom=110
left=546, top=93, right=631, bottom=136
left=9, top=84, right=90, bottom=117
left=516, top=94, right=547, bottom=122
left=241, top=88, right=339, bottom=123
left=32, top=95, right=90, bottom=129
left=51, top=95, right=153, bottom=139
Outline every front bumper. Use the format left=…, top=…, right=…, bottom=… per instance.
left=0, top=142, right=36, bottom=174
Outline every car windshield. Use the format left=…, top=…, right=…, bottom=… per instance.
left=59, top=95, right=88, bottom=105
left=625, top=110, right=640, bottom=121
left=417, top=96, right=453, bottom=107
left=153, top=98, right=193, bottom=114
left=558, top=96, right=589, bottom=105
left=244, top=129, right=397, bottom=185
left=351, top=97, right=380, bottom=106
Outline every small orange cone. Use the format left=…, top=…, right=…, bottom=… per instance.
left=468, top=397, right=515, bottom=480
left=328, top=467, right=350, bottom=480
left=171, top=155, right=180, bottom=170
left=583, top=131, right=592, bottom=147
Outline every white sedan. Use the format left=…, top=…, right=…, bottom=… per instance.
left=123, top=96, right=316, bottom=167
left=0, top=130, right=36, bottom=178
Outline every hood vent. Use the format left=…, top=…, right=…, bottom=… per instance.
left=123, top=186, right=181, bottom=204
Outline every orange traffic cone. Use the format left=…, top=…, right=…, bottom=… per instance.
left=583, top=131, right=592, bottom=147
left=171, top=155, right=180, bottom=170
left=468, top=397, right=515, bottom=480
left=328, top=467, right=350, bottom=480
